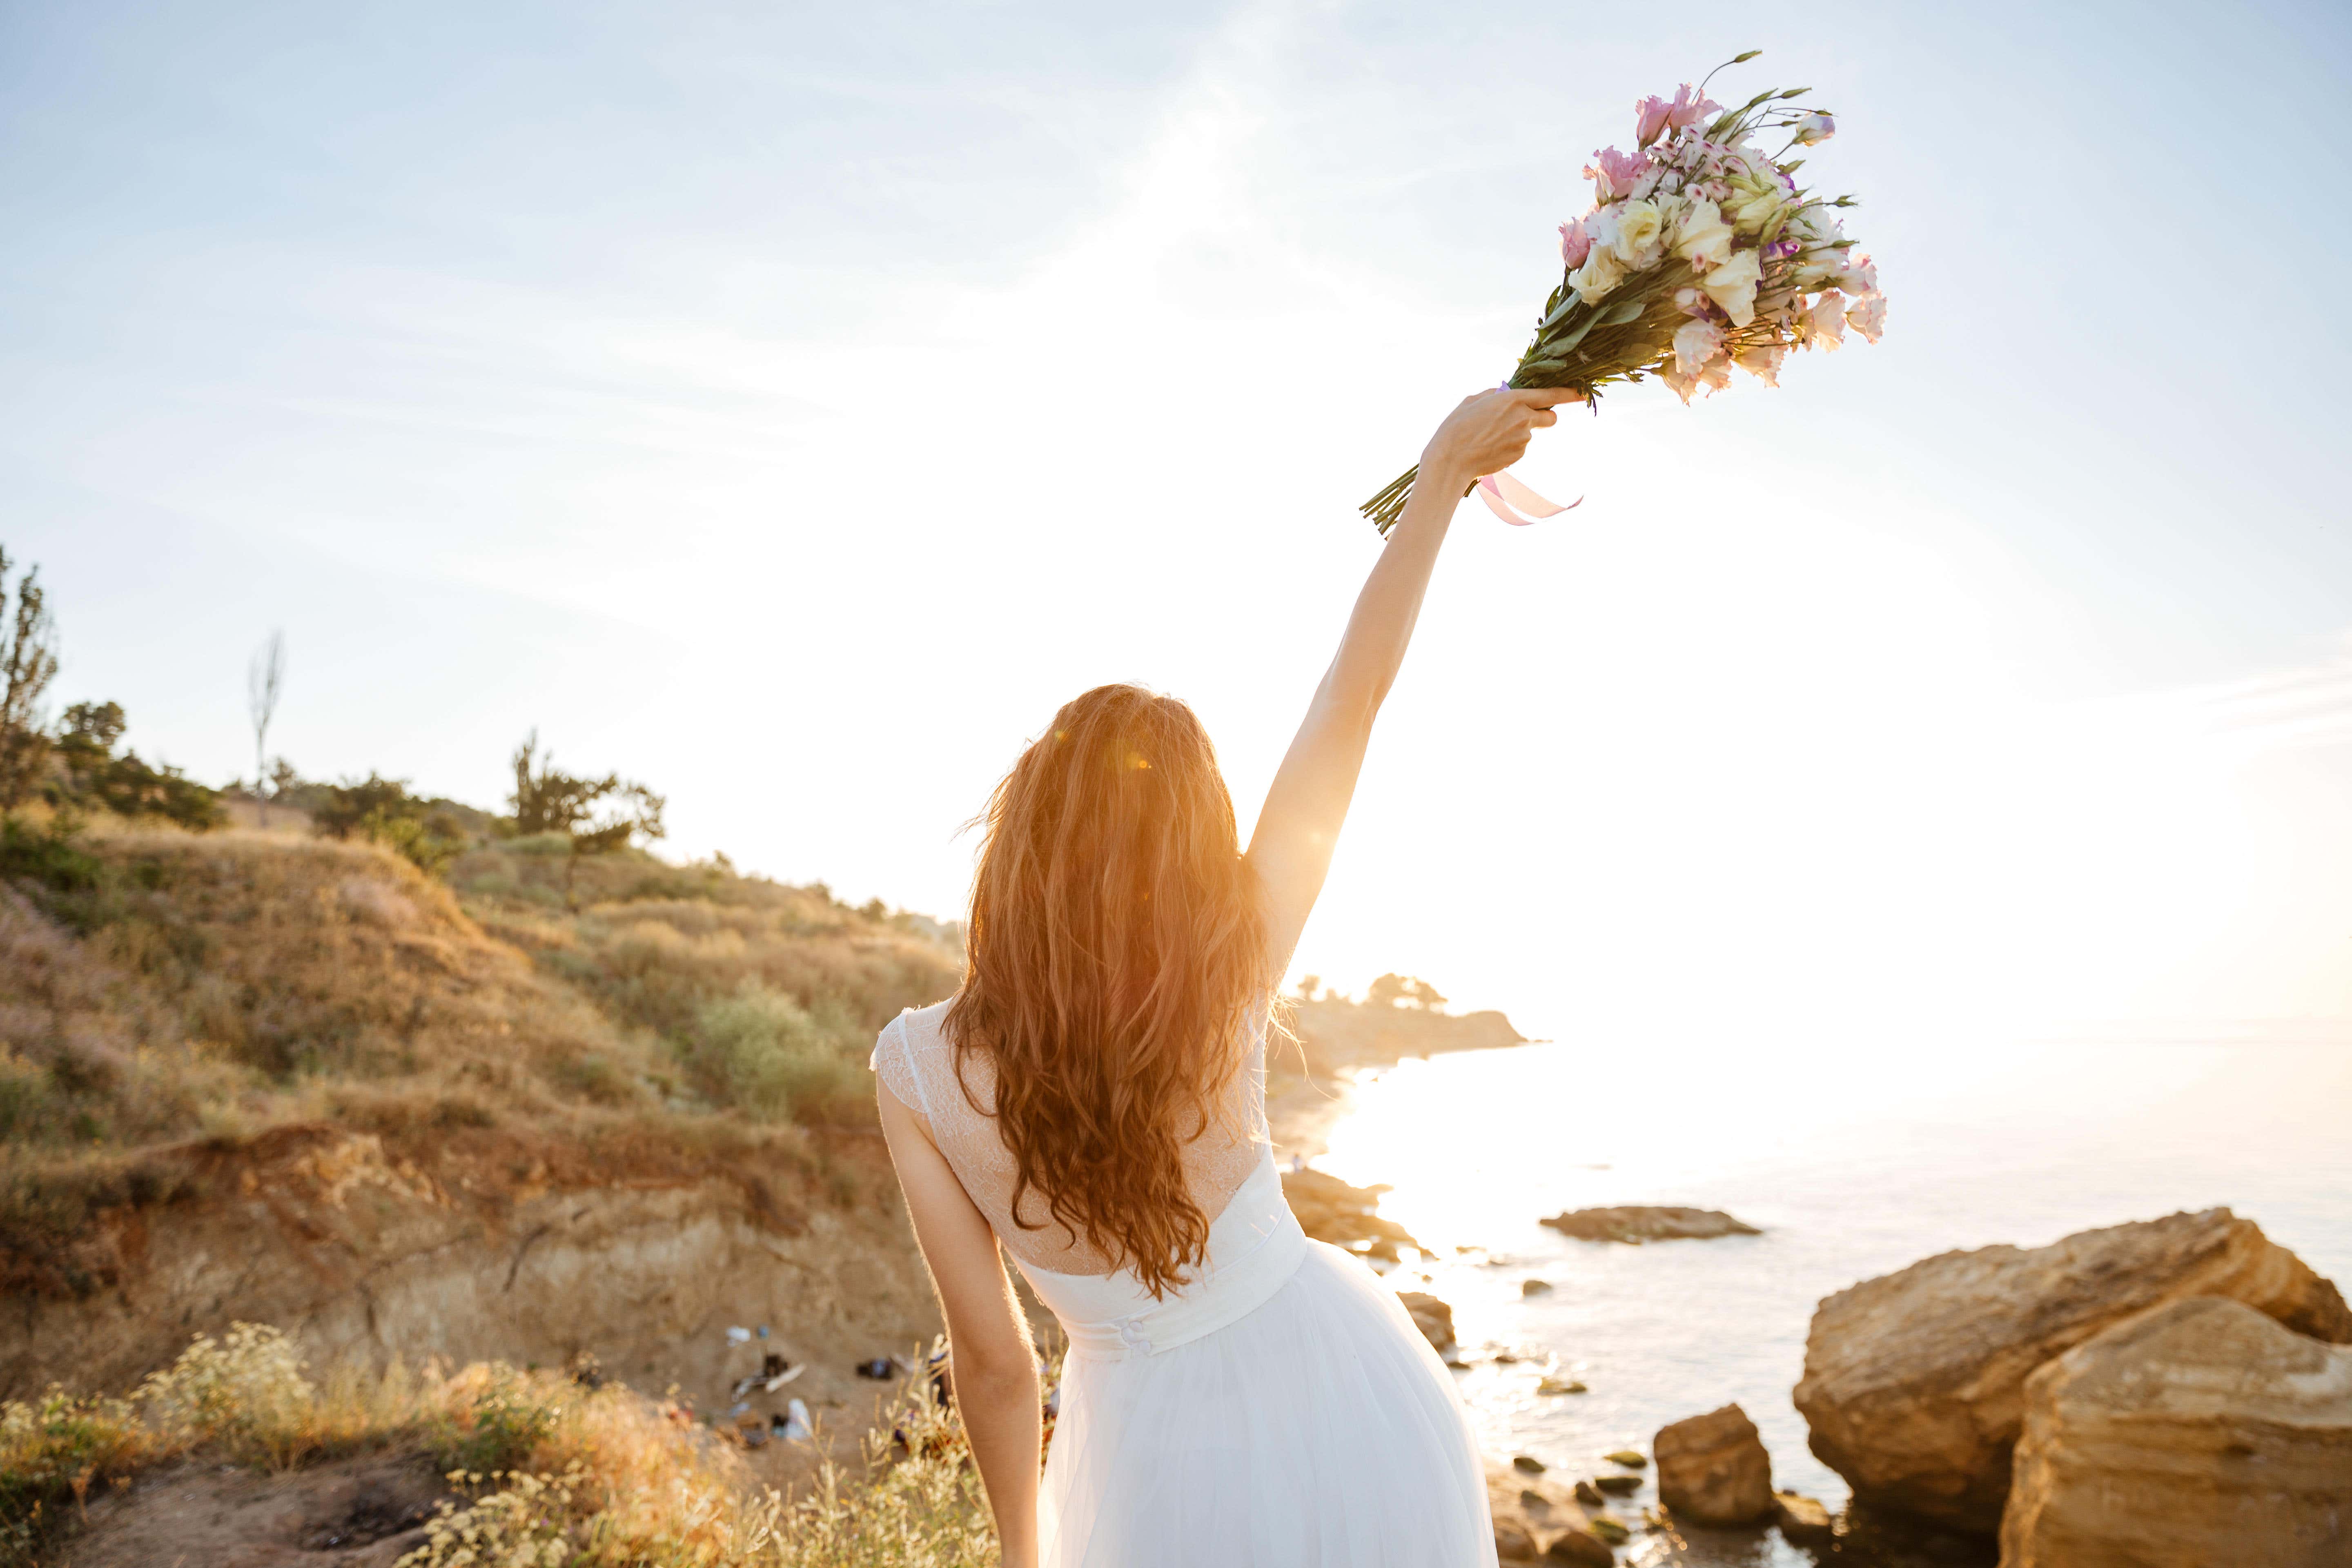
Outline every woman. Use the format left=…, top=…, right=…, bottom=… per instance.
left=873, top=385, right=1580, bottom=1567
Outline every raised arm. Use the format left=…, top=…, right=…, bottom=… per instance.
left=1247, top=387, right=1581, bottom=969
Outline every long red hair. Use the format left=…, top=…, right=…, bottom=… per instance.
left=944, top=684, right=1270, bottom=1295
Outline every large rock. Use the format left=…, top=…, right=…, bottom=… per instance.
left=1539, top=1206, right=1759, bottom=1244
left=1794, top=1207, right=2352, bottom=1533
left=2000, top=1296, right=2352, bottom=1567
left=1285, top=1167, right=1421, bottom=1262
left=1484, top=1465, right=1611, bottom=1564
left=1654, top=1403, right=1774, bottom=1526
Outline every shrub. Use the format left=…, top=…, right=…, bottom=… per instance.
left=401, top=1465, right=584, bottom=1568
left=426, top=1365, right=567, bottom=1474
left=135, top=1322, right=317, bottom=1468
left=0, top=1058, right=50, bottom=1140
left=0, top=815, right=102, bottom=895
left=684, top=985, right=865, bottom=1125
left=313, top=775, right=470, bottom=875
left=49, top=704, right=222, bottom=831
left=0, top=1389, right=151, bottom=1568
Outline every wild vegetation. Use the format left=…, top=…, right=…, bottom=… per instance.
left=0, top=1323, right=997, bottom=1568
left=0, top=811, right=962, bottom=1285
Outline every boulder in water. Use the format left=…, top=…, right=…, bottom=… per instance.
left=1793, top=1207, right=2352, bottom=1533
left=2000, top=1296, right=2352, bottom=1567
left=1285, top=1167, right=1421, bottom=1262
left=1773, top=1490, right=1834, bottom=1546
left=1654, top=1403, right=1774, bottom=1526
left=1539, top=1206, right=1759, bottom=1244
left=1399, top=1291, right=1456, bottom=1354
left=1485, top=1464, right=1611, bottom=1565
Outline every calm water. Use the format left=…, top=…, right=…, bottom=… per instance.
left=1306, top=1036, right=2352, bottom=1566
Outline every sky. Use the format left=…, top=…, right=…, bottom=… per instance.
left=4, top=0, right=2349, bottom=1048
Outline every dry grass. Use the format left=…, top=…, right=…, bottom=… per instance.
left=0, top=1324, right=1000, bottom=1568
left=0, top=813, right=961, bottom=1272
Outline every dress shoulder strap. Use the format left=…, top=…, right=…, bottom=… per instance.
left=870, top=1009, right=938, bottom=1122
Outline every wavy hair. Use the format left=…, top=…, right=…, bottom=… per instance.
left=943, top=684, right=1271, bottom=1296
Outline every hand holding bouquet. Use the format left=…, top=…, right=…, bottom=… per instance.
left=1361, top=53, right=1886, bottom=536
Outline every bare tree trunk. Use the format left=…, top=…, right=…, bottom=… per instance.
left=248, top=630, right=285, bottom=829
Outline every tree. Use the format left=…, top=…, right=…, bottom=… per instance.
left=0, top=547, right=59, bottom=809
left=508, top=729, right=666, bottom=909
left=51, top=701, right=220, bottom=830
left=55, top=700, right=127, bottom=775
left=247, top=630, right=285, bottom=829
left=1366, top=973, right=1448, bottom=1011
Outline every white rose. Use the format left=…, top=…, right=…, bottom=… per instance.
left=1568, top=245, right=1628, bottom=303
left=1724, top=170, right=1790, bottom=236
left=1608, top=198, right=1666, bottom=268
left=1700, top=249, right=1762, bottom=327
left=1670, top=196, right=1735, bottom=272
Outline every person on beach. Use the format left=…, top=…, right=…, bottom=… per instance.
left=872, top=385, right=1581, bottom=1567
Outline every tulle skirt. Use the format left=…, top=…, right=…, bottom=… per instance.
left=1037, top=1240, right=1498, bottom=1568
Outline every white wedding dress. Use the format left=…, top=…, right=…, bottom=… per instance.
left=873, top=1001, right=1497, bottom=1568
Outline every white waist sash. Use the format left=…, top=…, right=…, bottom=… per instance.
left=1013, top=1151, right=1308, bottom=1362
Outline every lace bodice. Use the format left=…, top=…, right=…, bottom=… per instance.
left=871, top=999, right=1270, bottom=1276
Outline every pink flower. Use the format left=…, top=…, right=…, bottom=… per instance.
left=1846, top=292, right=1887, bottom=343
left=1834, top=252, right=1880, bottom=298
left=1672, top=318, right=1725, bottom=376
left=1659, top=356, right=1733, bottom=405
left=1736, top=344, right=1786, bottom=386
left=1634, top=96, right=1674, bottom=148
left=1584, top=146, right=1651, bottom=203
left=1794, top=112, right=1836, bottom=146
left=1559, top=218, right=1593, bottom=268
left=1666, top=83, right=1720, bottom=131
left=1806, top=289, right=1849, bottom=351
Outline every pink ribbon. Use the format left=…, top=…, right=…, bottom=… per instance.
left=1476, top=469, right=1580, bottom=526
left=1475, top=379, right=1581, bottom=525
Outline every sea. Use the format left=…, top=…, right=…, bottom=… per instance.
left=1298, top=1034, right=2352, bottom=1566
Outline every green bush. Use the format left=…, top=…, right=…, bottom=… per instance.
left=48, top=705, right=222, bottom=831
left=0, top=815, right=102, bottom=894
left=312, top=775, right=470, bottom=874
left=0, top=1389, right=150, bottom=1568
left=0, top=1059, right=51, bottom=1140
left=427, top=1365, right=565, bottom=1474
left=684, top=984, right=865, bottom=1124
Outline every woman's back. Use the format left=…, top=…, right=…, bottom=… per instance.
left=873, top=1000, right=1269, bottom=1279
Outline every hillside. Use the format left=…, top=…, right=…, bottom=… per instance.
left=0, top=814, right=962, bottom=1407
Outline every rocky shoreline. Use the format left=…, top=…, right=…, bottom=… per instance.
left=1271, top=1064, right=2352, bottom=1566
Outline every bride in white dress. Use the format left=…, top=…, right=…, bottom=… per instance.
left=873, top=385, right=1581, bottom=1567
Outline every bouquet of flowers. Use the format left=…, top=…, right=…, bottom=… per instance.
left=1360, top=52, right=1886, bottom=536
